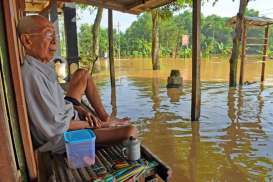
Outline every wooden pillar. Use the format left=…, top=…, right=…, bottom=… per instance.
left=261, top=25, right=269, bottom=82
left=0, top=73, right=18, bottom=182
left=50, top=0, right=61, bottom=57
left=3, top=0, right=37, bottom=179
left=239, top=23, right=247, bottom=85
left=108, top=9, right=116, bottom=88
left=64, top=3, right=79, bottom=76
left=191, top=0, right=201, bottom=121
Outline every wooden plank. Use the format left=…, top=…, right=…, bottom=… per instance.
left=108, top=9, right=116, bottom=88
left=261, top=25, right=269, bottom=82
left=0, top=1, right=28, bottom=181
left=191, top=0, right=201, bottom=121
left=3, top=0, right=37, bottom=179
left=0, top=57, right=18, bottom=182
left=239, top=23, right=247, bottom=85
left=141, top=145, right=172, bottom=181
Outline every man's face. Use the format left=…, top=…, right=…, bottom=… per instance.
left=21, top=18, right=57, bottom=63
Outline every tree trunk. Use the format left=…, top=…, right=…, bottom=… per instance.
left=152, top=10, right=160, bottom=70
left=92, top=7, right=103, bottom=57
left=229, top=0, right=249, bottom=87
left=91, top=7, right=103, bottom=73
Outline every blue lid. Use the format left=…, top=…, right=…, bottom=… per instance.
left=64, top=129, right=96, bottom=143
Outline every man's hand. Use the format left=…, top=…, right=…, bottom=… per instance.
left=74, top=105, right=103, bottom=129
left=85, top=112, right=103, bottom=128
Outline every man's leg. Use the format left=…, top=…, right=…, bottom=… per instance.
left=66, top=69, right=138, bottom=142
left=93, top=125, right=137, bottom=144
left=66, top=69, right=109, bottom=121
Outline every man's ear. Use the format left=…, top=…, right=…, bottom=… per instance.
left=20, top=34, right=32, bottom=50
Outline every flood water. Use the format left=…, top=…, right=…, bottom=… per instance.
left=92, top=58, right=273, bottom=182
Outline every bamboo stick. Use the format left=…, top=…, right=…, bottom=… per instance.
left=64, top=158, right=82, bottom=182
left=53, top=156, right=67, bottom=182
left=78, top=168, right=91, bottom=181
left=101, top=149, right=114, bottom=164
left=91, top=161, right=106, bottom=176
left=86, top=166, right=97, bottom=179
left=97, top=150, right=113, bottom=172
left=107, top=147, right=122, bottom=161
left=95, top=155, right=108, bottom=174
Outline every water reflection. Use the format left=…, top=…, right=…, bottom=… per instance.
left=188, top=122, right=200, bottom=182
left=95, top=59, right=273, bottom=181
left=110, top=88, right=117, bottom=117
left=167, top=88, right=183, bottom=103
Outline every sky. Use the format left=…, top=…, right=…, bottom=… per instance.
left=77, top=0, right=273, bottom=32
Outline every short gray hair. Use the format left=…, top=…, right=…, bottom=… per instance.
left=17, top=15, right=48, bottom=36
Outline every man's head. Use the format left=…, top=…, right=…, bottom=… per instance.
left=17, top=15, right=57, bottom=63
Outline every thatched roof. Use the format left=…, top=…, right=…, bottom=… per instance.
left=228, top=16, right=273, bottom=27
left=25, top=0, right=175, bottom=14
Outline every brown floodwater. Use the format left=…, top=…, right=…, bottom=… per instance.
left=92, top=58, right=273, bottom=182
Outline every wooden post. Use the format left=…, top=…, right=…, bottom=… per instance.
left=239, top=23, right=247, bottom=85
left=191, top=0, right=201, bottom=121
left=0, top=73, right=18, bottom=182
left=3, top=0, right=37, bottom=179
left=50, top=0, right=61, bottom=57
left=64, top=3, right=80, bottom=77
left=0, top=1, right=27, bottom=180
left=261, top=25, right=269, bottom=82
left=108, top=9, right=116, bottom=88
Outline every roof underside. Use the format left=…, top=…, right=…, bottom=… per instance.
left=228, top=16, right=273, bottom=27
left=25, top=0, right=176, bottom=14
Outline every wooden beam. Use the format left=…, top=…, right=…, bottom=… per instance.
left=239, top=23, right=247, bottom=85
left=127, top=0, right=174, bottom=13
left=25, top=2, right=49, bottom=12
left=3, top=0, right=37, bottom=179
left=108, top=9, right=116, bottom=88
left=191, top=0, right=201, bottom=121
left=261, top=25, right=269, bottom=82
left=59, top=0, right=139, bottom=14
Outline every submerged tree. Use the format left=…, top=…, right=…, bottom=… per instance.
left=228, top=0, right=250, bottom=87
left=78, top=5, right=103, bottom=71
left=151, top=0, right=191, bottom=70
left=92, top=7, right=103, bottom=58
left=151, top=10, right=160, bottom=70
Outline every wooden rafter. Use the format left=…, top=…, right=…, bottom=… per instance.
left=25, top=2, right=50, bottom=12
left=127, top=0, right=174, bottom=13
left=58, top=0, right=137, bottom=13
left=24, top=0, right=176, bottom=14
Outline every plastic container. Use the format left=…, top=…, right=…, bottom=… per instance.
left=64, top=129, right=96, bottom=168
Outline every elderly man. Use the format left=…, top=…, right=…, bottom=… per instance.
left=18, top=15, right=137, bottom=153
